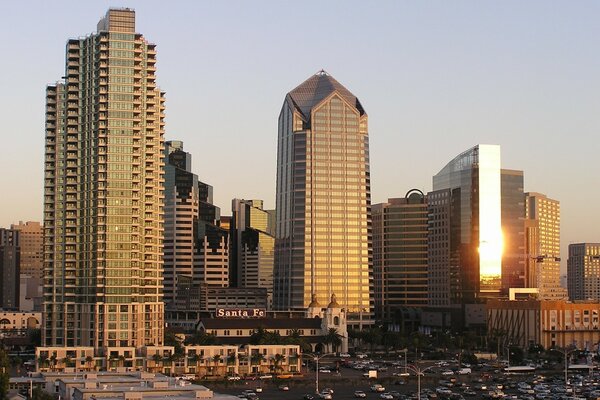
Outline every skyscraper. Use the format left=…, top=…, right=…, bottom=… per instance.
left=163, top=141, right=199, bottom=307
left=273, top=71, right=371, bottom=318
left=429, top=144, right=503, bottom=303
left=568, top=243, right=600, bottom=301
left=163, top=141, right=230, bottom=310
left=372, top=191, right=428, bottom=325
left=501, top=170, right=526, bottom=292
left=231, top=199, right=275, bottom=305
left=525, top=192, right=566, bottom=299
left=0, top=229, right=20, bottom=310
left=43, top=9, right=165, bottom=350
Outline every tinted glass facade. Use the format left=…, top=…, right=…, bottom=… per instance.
left=273, top=72, right=371, bottom=312
left=430, top=145, right=502, bottom=302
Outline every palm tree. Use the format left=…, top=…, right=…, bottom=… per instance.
left=323, top=328, right=343, bottom=353
left=85, top=356, right=94, bottom=371
left=152, top=353, right=163, bottom=373
left=37, top=356, right=49, bottom=371
left=271, top=354, right=286, bottom=373
left=412, top=333, right=429, bottom=361
left=49, top=355, right=57, bottom=372
left=251, top=353, right=266, bottom=373
left=249, top=327, right=269, bottom=345
left=211, top=354, right=222, bottom=376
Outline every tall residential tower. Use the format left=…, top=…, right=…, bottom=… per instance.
left=43, top=9, right=165, bottom=351
left=525, top=192, right=566, bottom=299
left=273, top=71, right=371, bottom=319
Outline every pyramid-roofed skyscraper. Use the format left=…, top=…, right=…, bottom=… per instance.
left=273, top=71, right=372, bottom=319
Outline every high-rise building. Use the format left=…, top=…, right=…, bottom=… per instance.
left=231, top=199, right=275, bottom=306
left=163, top=140, right=199, bottom=307
left=428, top=144, right=503, bottom=304
left=525, top=192, right=566, bottom=299
left=372, top=190, right=428, bottom=325
left=43, top=9, right=165, bottom=350
left=163, top=141, right=230, bottom=310
left=567, top=243, right=600, bottom=301
left=501, top=170, right=526, bottom=291
left=196, top=181, right=229, bottom=288
left=0, top=229, right=20, bottom=310
left=424, top=145, right=507, bottom=331
left=11, top=221, right=43, bottom=280
left=273, top=71, right=372, bottom=318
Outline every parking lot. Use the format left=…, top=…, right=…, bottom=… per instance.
left=202, top=355, right=600, bottom=400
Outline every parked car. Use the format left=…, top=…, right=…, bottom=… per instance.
left=258, top=374, right=273, bottom=379
left=354, top=390, right=367, bottom=398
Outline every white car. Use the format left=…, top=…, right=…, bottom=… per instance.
left=340, top=353, right=351, bottom=358
left=371, top=384, right=385, bottom=392
left=380, top=394, right=394, bottom=400
left=441, top=370, right=454, bottom=376
left=354, top=391, right=367, bottom=398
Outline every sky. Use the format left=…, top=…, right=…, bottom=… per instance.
left=0, top=1, right=598, bottom=272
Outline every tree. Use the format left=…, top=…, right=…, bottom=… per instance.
left=152, top=353, right=163, bottom=372
left=362, top=327, right=383, bottom=352
left=28, top=329, right=42, bottom=347
left=49, top=355, right=58, bottom=372
left=0, top=349, right=9, bottom=400
left=251, top=352, right=266, bottom=373
left=271, top=354, right=286, bottom=373
left=211, top=355, right=222, bottom=375
left=323, top=328, right=343, bottom=353
left=165, top=330, right=184, bottom=355
left=85, top=356, right=95, bottom=371
left=185, top=331, right=217, bottom=346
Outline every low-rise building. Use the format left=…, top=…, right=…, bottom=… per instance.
left=487, top=298, right=600, bottom=349
left=0, top=311, right=40, bottom=332
left=10, top=372, right=237, bottom=400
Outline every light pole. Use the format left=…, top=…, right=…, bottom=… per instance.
left=310, top=353, right=335, bottom=394
left=503, top=343, right=512, bottom=367
left=550, top=346, right=577, bottom=395
left=404, top=364, right=436, bottom=400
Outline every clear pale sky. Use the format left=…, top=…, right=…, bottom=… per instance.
left=1, top=1, right=598, bottom=272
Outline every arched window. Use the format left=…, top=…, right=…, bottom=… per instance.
left=334, top=316, right=339, bottom=325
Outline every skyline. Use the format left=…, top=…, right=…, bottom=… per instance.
left=0, top=1, right=599, bottom=274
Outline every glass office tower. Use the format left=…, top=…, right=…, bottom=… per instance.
left=273, top=71, right=371, bottom=313
left=430, top=144, right=503, bottom=301
left=43, top=9, right=165, bottom=351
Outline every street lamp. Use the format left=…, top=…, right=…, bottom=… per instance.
left=404, top=363, right=436, bottom=400
left=504, top=343, right=512, bottom=367
left=309, top=353, right=335, bottom=394
left=550, top=346, right=577, bottom=395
